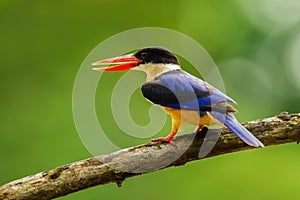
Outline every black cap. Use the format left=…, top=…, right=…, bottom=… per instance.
left=134, top=47, right=179, bottom=65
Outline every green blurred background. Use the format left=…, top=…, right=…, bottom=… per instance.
left=1, top=0, right=300, bottom=199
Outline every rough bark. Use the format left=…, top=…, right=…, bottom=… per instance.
left=0, top=112, right=299, bottom=200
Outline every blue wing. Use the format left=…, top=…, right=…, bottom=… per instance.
left=141, top=70, right=236, bottom=112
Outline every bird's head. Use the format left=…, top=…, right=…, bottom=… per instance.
left=92, top=47, right=180, bottom=80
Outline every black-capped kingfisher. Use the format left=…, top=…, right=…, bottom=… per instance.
left=92, top=47, right=264, bottom=147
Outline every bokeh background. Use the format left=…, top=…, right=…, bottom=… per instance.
left=1, top=0, right=300, bottom=199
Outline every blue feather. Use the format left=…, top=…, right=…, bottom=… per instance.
left=212, top=112, right=264, bottom=147
left=159, top=72, right=236, bottom=110
left=166, top=92, right=234, bottom=110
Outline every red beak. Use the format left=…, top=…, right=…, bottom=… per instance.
left=92, top=53, right=142, bottom=72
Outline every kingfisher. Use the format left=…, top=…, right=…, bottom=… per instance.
left=92, top=47, right=264, bottom=147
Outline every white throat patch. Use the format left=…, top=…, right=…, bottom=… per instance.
left=133, top=63, right=181, bottom=82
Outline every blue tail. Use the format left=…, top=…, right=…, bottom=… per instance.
left=213, top=112, right=264, bottom=147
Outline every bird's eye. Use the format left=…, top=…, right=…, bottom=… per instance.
left=141, top=52, right=147, bottom=59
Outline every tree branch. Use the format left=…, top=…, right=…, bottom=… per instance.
left=1, top=112, right=299, bottom=200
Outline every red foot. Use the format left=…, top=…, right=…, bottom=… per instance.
left=151, top=131, right=177, bottom=146
left=193, top=125, right=205, bottom=134
left=151, top=138, right=175, bottom=145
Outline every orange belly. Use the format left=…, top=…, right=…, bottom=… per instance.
left=162, top=106, right=224, bottom=127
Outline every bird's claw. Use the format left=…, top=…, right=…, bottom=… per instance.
left=193, top=125, right=205, bottom=134
left=151, top=138, right=176, bottom=146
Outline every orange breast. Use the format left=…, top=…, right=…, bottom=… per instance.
left=162, top=107, right=224, bottom=127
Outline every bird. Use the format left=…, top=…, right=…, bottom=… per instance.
left=92, top=47, right=264, bottom=147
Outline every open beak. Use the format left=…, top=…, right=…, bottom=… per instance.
left=92, top=53, right=142, bottom=72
